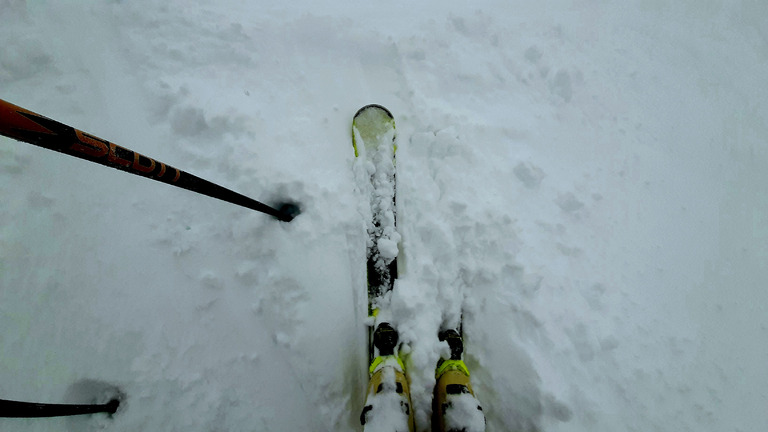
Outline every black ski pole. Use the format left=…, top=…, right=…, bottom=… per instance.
left=0, top=98, right=299, bottom=222
left=0, top=398, right=120, bottom=418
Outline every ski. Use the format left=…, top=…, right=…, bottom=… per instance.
left=353, top=105, right=412, bottom=432
left=352, top=104, right=399, bottom=360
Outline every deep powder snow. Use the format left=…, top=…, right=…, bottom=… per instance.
left=2, top=1, right=768, bottom=431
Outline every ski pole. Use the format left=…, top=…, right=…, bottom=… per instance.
left=0, top=398, right=120, bottom=418
left=0, top=98, right=299, bottom=222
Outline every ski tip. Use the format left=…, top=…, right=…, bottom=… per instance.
left=274, top=202, right=301, bottom=222
left=354, top=104, right=394, bottom=120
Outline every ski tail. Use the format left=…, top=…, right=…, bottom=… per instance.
left=433, top=328, right=486, bottom=432
left=361, top=323, right=415, bottom=432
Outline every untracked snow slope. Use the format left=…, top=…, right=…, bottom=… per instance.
left=2, top=1, right=768, bottom=431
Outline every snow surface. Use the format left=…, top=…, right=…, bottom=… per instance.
left=2, top=1, right=768, bottom=431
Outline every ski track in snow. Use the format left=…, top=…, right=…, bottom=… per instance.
left=2, top=1, right=768, bottom=431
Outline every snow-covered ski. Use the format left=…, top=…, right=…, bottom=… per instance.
left=352, top=104, right=399, bottom=360
left=353, top=104, right=412, bottom=432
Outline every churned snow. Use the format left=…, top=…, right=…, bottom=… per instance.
left=2, top=1, right=768, bottom=431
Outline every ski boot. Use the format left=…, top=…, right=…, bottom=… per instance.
left=432, top=329, right=485, bottom=432
left=361, top=322, right=415, bottom=432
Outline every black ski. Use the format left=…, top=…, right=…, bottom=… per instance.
left=352, top=104, right=399, bottom=361
left=353, top=105, right=413, bottom=432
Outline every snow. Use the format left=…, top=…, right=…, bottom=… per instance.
left=443, top=393, right=486, bottom=432
left=1, top=1, right=768, bottom=431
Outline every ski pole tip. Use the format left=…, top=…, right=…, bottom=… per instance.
left=275, top=202, right=301, bottom=222
left=105, top=398, right=121, bottom=415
